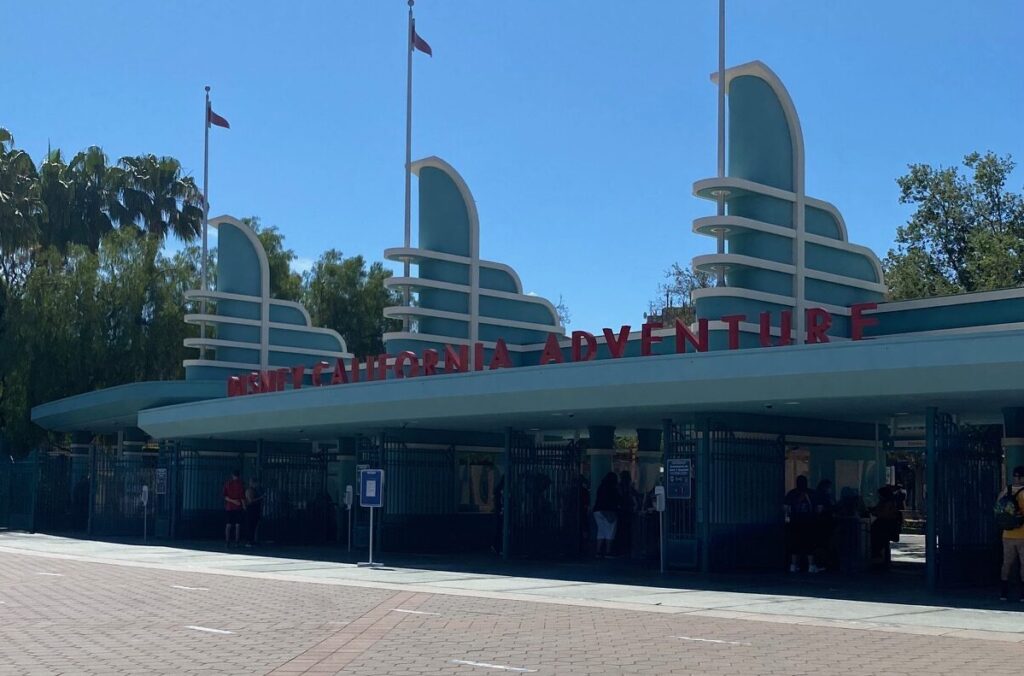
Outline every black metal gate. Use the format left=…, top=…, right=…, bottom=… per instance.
left=507, top=435, right=581, bottom=558
left=664, top=422, right=698, bottom=568
left=708, top=428, right=786, bottom=571
left=664, top=419, right=785, bottom=571
left=927, top=411, right=1002, bottom=587
left=91, top=452, right=157, bottom=536
left=174, top=449, right=254, bottom=539
left=260, top=447, right=329, bottom=544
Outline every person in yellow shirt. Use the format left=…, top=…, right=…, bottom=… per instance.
left=999, top=466, right=1024, bottom=602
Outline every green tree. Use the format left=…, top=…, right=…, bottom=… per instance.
left=884, top=152, right=1024, bottom=300
left=302, top=250, right=400, bottom=356
left=67, top=146, right=124, bottom=251
left=647, top=263, right=712, bottom=325
left=0, top=128, right=40, bottom=289
left=116, top=154, right=203, bottom=244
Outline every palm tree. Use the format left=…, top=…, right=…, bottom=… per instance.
left=0, top=129, right=41, bottom=252
left=67, top=146, right=124, bottom=252
left=36, top=149, right=75, bottom=252
left=116, top=154, right=203, bottom=243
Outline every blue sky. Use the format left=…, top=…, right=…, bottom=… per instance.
left=4, top=1, right=1023, bottom=330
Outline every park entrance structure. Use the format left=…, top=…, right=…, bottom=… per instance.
left=26, top=62, right=1024, bottom=591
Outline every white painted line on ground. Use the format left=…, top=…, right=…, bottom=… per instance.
left=35, top=572, right=64, bottom=577
left=451, top=659, right=537, bottom=672
left=185, top=625, right=234, bottom=635
left=392, top=608, right=441, bottom=616
left=672, top=635, right=751, bottom=646
left=171, top=585, right=209, bottom=591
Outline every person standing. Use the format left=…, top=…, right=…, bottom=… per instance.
left=614, top=471, right=639, bottom=557
left=244, top=477, right=265, bottom=547
left=223, top=470, right=245, bottom=548
left=814, top=479, right=836, bottom=571
left=784, top=476, right=819, bottom=573
left=997, top=466, right=1024, bottom=601
left=870, top=485, right=901, bottom=570
left=593, top=472, right=619, bottom=558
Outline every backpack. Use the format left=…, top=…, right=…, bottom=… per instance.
left=995, top=485, right=1024, bottom=531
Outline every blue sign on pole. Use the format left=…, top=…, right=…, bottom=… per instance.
left=359, top=469, right=384, bottom=508
left=666, top=458, right=692, bottom=500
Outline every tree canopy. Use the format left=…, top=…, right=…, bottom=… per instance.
left=884, top=152, right=1024, bottom=300
left=0, top=127, right=399, bottom=453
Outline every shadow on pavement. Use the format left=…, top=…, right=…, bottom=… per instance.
left=12, top=528, right=1016, bottom=614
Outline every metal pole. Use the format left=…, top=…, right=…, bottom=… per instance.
left=661, top=418, right=672, bottom=571
left=201, top=86, right=211, bottom=359
left=348, top=502, right=352, bottom=553
left=715, top=0, right=726, bottom=287
left=699, top=416, right=712, bottom=574
left=402, top=2, right=414, bottom=330
left=659, top=505, right=665, bottom=574
left=925, top=407, right=938, bottom=591
left=502, top=427, right=512, bottom=560
left=368, top=506, right=374, bottom=565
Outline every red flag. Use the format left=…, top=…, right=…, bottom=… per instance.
left=207, top=104, right=230, bottom=129
left=412, top=23, right=432, bottom=56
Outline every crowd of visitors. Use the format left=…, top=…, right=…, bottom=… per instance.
left=784, top=475, right=905, bottom=573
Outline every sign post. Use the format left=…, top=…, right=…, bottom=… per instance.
left=357, top=470, right=383, bottom=567
left=141, top=485, right=150, bottom=542
left=344, top=484, right=354, bottom=553
left=654, top=485, right=666, bottom=573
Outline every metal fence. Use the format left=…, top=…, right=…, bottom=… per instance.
left=507, top=435, right=581, bottom=558
left=260, top=447, right=328, bottom=544
left=173, top=449, right=255, bottom=539
left=664, top=422, right=698, bottom=569
left=91, top=452, right=157, bottom=536
left=930, top=414, right=1003, bottom=587
left=707, top=428, right=786, bottom=571
left=663, top=420, right=785, bottom=572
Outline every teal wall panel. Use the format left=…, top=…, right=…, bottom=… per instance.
left=419, top=167, right=470, bottom=257
left=805, top=242, right=879, bottom=283
left=419, top=260, right=469, bottom=286
left=728, top=75, right=793, bottom=191
left=478, top=295, right=556, bottom=325
left=805, top=206, right=843, bottom=239
left=728, top=194, right=793, bottom=228
left=729, top=231, right=793, bottom=264
left=479, top=267, right=519, bottom=293
left=726, top=268, right=794, bottom=297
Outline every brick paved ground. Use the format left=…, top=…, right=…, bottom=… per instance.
left=0, top=550, right=1021, bottom=676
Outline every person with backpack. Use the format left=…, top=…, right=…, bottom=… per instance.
left=996, top=466, right=1024, bottom=601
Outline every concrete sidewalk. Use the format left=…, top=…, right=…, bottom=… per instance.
left=1, top=531, right=1021, bottom=643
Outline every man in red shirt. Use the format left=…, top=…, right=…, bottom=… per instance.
left=223, top=470, right=245, bottom=547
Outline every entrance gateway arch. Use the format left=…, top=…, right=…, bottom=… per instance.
left=28, top=61, right=1024, bottom=590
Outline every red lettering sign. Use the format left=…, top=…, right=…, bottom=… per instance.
left=539, top=333, right=564, bottom=365
left=674, top=318, right=708, bottom=353
left=394, top=351, right=420, bottom=378
left=224, top=303, right=884, bottom=396
left=641, top=321, right=663, bottom=356
left=720, top=314, right=745, bottom=350
left=603, top=326, right=631, bottom=358
left=571, top=331, right=597, bottom=361
left=850, top=302, right=878, bottom=341
left=805, top=308, right=831, bottom=344
left=489, top=338, right=512, bottom=370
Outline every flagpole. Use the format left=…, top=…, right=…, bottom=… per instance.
left=201, top=86, right=211, bottom=359
left=403, top=0, right=415, bottom=331
left=715, top=0, right=726, bottom=287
